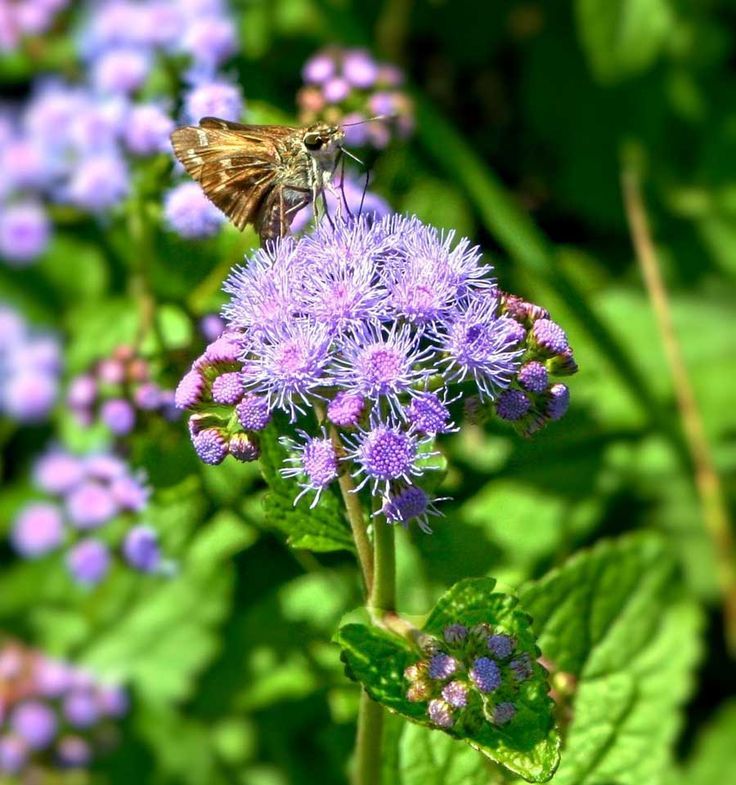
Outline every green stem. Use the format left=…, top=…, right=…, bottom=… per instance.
left=354, top=516, right=396, bottom=785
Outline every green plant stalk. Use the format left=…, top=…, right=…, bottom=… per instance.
left=355, top=518, right=396, bottom=785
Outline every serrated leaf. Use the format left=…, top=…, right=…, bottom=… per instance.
left=259, top=423, right=354, bottom=553
left=520, top=533, right=702, bottom=785
left=575, top=0, right=675, bottom=83
left=336, top=578, right=560, bottom=782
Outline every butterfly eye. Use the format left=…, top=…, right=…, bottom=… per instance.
left=304, top=133, right=325, bottom=151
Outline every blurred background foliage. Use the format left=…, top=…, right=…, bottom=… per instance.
left=1, top=0, right=736, bottom=783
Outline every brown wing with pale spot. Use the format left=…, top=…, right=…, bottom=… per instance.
left=170, top=118, right=301, bottom=232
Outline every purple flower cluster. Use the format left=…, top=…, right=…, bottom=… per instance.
left=174, top=215, right=577, bottom=532
left=10, top=448, right=163, bottom=585
left=405, top=622, right=534, bottom=731
left=0, top=0, right=243, bottom=262
left=0, top=305, right=61, bottom=423
left=0, top=641, right=126, bottom=776
left=0, top=0, right=70, bottom=54
left=298, top=46, right=414, bottom=148
left=67, top=344, right=177, bottom=436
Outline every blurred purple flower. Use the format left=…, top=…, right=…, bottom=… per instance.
left=0, top=201, right=51, bottom=266
left=183, top=80, right=244, bottom=123
left=164, top=181, right=226, bottom=238
left=65, top=482, right=118, bottom=529
left=66, top=539, right=111, bottom=585
left=122, top=525, right=160, bottom=572
left=11, top=502, right=65, bottom=557
left=66, top=154, right=130, bottom=212
left=10, top=702, right=57, bottom=750
left=124, top=103, right=175, bottom=156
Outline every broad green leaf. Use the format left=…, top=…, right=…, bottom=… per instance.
left=259, top=423, right=354, bottom=553
left=575, top=0, right=675, bottom=83
left=397, top=723, right=492, bottom=785
left=336, top=577, right=560, bottom=782
left=671, top=700, right=736, bottom=785
left=520, top=533, right=702, bottom=785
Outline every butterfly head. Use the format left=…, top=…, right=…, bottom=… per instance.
left=302, top=123, right=345, bottom=163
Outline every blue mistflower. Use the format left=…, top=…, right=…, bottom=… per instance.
left=531, top=318, right=569, bottom=356
left=487, top=634, right=514, bottom=660
left=441, top=680, right=468, bottom=708
left=492, top=701, right=517, bottom=725
left=428, top=653, right=457, bottom=680
left=436, top=296, right=525, bottom=399
left=427, top=698, right=454, bottom=728
left=546, top=384, right=570, bottom=421
left=176, top=215, right=576, bottom=516
left=518, top=361, right=549, bottom=393
left=327, top=391, right=365, bottom=427
left=382, top=485, right=442, bottom=533
left=496, top=389, right=531, bottom=422
left=405, top=391, right=454, bottom=435
left=470, top=657, right=501, bottom=693
left=347, top=420, right=427, bottom=498
left=192, top=428, right=228, bottom=465
left=281, top=431, right=339, bottom=506
left=235, top=394, right=272, bottom=432
left=242, top=320, right=333, bottom=419
left=333, top=322, right=433, bottom=409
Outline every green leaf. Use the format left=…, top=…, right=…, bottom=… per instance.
left=575, top=0, right=675, bottom=83
left=397, top=723, right=492, bottom=785
left=675, top=700, right=736, bottom=785
left=336, top=578, right=560, bottom=782
left=259, top=423, right=354, bottom=553
left=520, top=533, right=702, bottom=785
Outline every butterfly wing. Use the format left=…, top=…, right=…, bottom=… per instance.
left=170, top=119, right=303, bottom=232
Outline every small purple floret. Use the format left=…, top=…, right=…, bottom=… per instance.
left=496, top=389, right=531, bottom=421
left=492, top=701, right=517, bottom=725
left=487, top=634, right=514, bottom=660
left=470, top=657, right=501, bottom=693
left=518, top=361, right=549, bottom=393
left=532, top=319, right=569, bottom=355
left=211, top=371, right=243, bottom=404
left=428, top=653, right=457, bottom=680
left=192, top=428, right=228, bottom=465
left=427, top=698, right=453, bottom=728
left=123, top=525, right=160, bottom=572
left=441, top=680, right=468, bottom=708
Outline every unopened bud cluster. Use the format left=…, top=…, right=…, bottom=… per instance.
left=10, top=448, right=165, bottom=585
left=404, top=622, right=534, bottom=731
left=0, top=641, right=127, bottom=776
left=465, top=293, right=578, bottom=436
left=68, top=344, right=177, bottom=437
left=175, top=330, right=265, bottom=466
left=298, top=46, right=414, bottom=149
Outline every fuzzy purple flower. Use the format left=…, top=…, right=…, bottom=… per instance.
left=427, top=698, right=453, bottom=728
left=546, top=384, right=570, bottom=421
left=405, top=391, right=453, bottom=434
left=65, top=482, right=117, bottom=529
left=10, top=702, right=57, bottom=750
left=184, top=80, right=243, bottom=123
left=492, top=701, right=517, bottom=725
left=62, top=692, right=99, bottom=729
left=66, top=539, right=110, bottom=586
left=211, top=371, right=244, bottom=404
left=441, top=680, right=468, bottom=708
left=67, top=154, right=129, bottom=212
left=164, top=182, right=226, bottom=238
left=0, top=735, right=27, bottom=773
left=235, top=394, right=272, bottom=431
left=531, top=319, right=569, bottom=356
left=122, top=525, right=160, bottom=572
left=124, top=103, right=175, bottom=155
left=92, top=47, right=151, bottom=94
left=193, top=427, right=228, bottom=465
left=0, top=201, right=50, bottom=266
left=347, top=420, right=426, bottom=498
left=100, top=398, right=136, bottom=435
left=57, top=735, right=91, bottom=767
left=428, top=653, right=457, bottom=680
left=487, top=634, right=514, bottom=660
left=518, top=361, right=549, bottom=393
left=496, top=389, right=531, bottom=421
left=470, top=657, right=501, bottom=693
left=327, top=391, right=365, bottom=427
left=11, top=503, right=64, bottom=557
left=281, top=432, right=339, bottom=506
left=175, top=369, right=206, bottom=409
left=382, top=485, right=439, bottom=533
